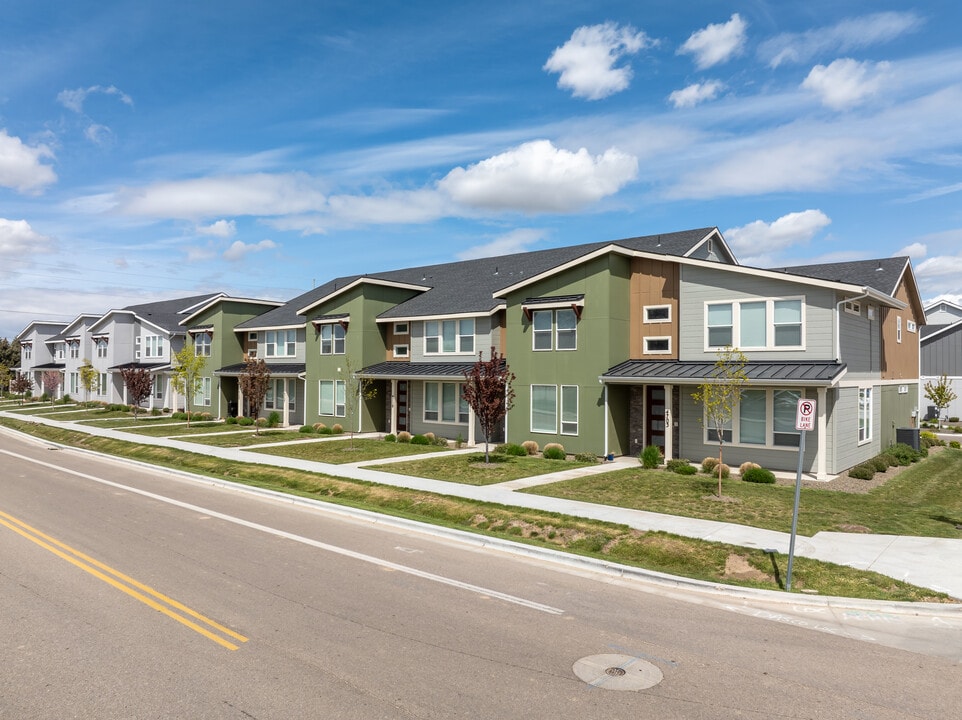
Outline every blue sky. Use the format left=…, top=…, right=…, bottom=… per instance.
left=2, top=1, right=962, bottom=338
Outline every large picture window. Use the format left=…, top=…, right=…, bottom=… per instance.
left=319, top=379, right=346, bottom=417
left=530, top=384, right=579, bottom=435
left=703, top=388, right=803, bottom=448
left=424, top=319, right=475, bottom=355
left=266, top=329, right=296, bottom=357
left=423, top=382, right=469, bottom=424
left=705, top=298, right=804, bottom=350
left=143, top=335, right=165, bottom=358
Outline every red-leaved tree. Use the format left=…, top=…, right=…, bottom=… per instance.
left=41, top=370, right=61, bottom=402
left=11, top=374, right=32, bottom=405
left=238, top=357, right=271, bottom=434
left=120, top=367, right=154, bottom=418
left=461, top=347, right=515, bottom=463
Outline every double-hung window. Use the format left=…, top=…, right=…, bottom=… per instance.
left=23, top=345, right=32, bottom=360
left=267, top=379, right=295, bottom=411
left=266, top=329, right=296, bottom=357
left=424, top=319, right=474, bottom=354
left=196, top=377, right=212, bottom=406
left=705, top=298, right=803, bottom=350
left=858, top=388, right=873, bottom=444
left=423, top=382, right=470, bottom=424
left=532, top=309, right=577, bottom=351
left=193, top=333, right=211, bottom=357
left=143, top=335, right=164, bottom=358
left=318, top=380, right=345, bottom=417
left=69, top=342, right=79, bottom=359
left=96, top=339, right=108, bottom=358
left=530, top=384, right=579, bottom=435
left=319, top=324, right=345, bottom=355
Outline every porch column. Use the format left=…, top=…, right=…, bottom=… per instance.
left=663, top=384, right=673, bottom=461
left=467, top=406, right=476, bottom=447
left=817, top=386, right=828, bottom=480
left=390, top=379, right=398, bottom=435
left=282, top=380, right=290, bottom=427
left=237, top=385, right=245, bottom=418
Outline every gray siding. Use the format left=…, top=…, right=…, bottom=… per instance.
left=405, top=379, right=482, bottom=442
left=925, top=305, right=962, bottom=324
left=409, top=316, right=497, bottom=363
left=678, top=266, right=836, bottom=361
left=838, top=304, right=881, bottom=376
left=879, top=384, right=918, bottom=448
left=922, top=324, right=962, bottom=376
left=833, top=386, right=881, bottom=471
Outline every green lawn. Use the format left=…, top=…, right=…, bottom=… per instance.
left=115, top=421, right=246, bottom=437
left=523, top=448, right=962, bottom=538
left=371, top=453, right=595, bottom=485
left=184, top=430, right=329, bottom=448
left=0, top=416, right=950, bottom=602
left=250, top=437, right=450, bottom=464
left=74, top=415, right=173, bottom=427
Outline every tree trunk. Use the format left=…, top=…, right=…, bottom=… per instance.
left=717, top=444, right=724, bottom=497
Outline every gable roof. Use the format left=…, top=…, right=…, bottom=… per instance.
left=15, top=320, right=68, bottom=342
left=773, top=257, right=909, bottom=297
left=921, top=319, right=962, bottom=344
left=178, top=295, right=284, bottom=327
left=88, top=293, right=223, bottom=335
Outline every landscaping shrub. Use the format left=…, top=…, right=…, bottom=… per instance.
left=878, top=452, right=897, bottom=468
left=313, top=422, right=326, bottom=432
left=701, top=457, right=719, bottom=474
left=331, top=424, right=343, bottom=434
left=151, top=408, right=162, bottom=417
left=237, top=416, right=254, bottom=426
left=521, top=440, right=539, bottom=455
left=299, top=424, right=315, bottom=433
left=951, top=441, right=961, bottom=449
left=716, top=463, right=731, bottom=479
left=318, top=425, right=333, bottom=435
left=199, top=412, right=213, bottom=422
left=411, top=434, right=430, bottom=445
left=739, top=461, right=761, bottom=476
left=666, top=458, right=692, bottom=473
left=543, top=445, right=566, bottom=460
left=431, top=435, right=449, bottom=447
left=172, top=411, right=189, bottom=420
left=496, top=443, right=527, bottom=456
left=639, top=445, right=662, bottom=469
left=920, top=431, right=944, bottom=449
left=848, top=464, right=876, bottom=480
left=888, top=442, right=921, bottom=466
left=868, top=455, right=890, bottom=473
left=226, top=416, right=238, bottom=424
left=423, top=432, right=435, bottom=442
left=742, top=467, right=776, bottom=484
left=384, top=433, right=396, bottom=443
left=573, top=452, right=598, bottom=463
left=674, top=464, right=697, bottom=475
left=950, top=417, right=960, bottom=423
left=397, top=431, right=412, bottom=443
left=267, top=411, right=281, bottom=428
left=255, top=417, right=268, bottom=428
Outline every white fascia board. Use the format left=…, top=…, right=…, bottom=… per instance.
left=178, top=296, right=284, bottom=326
left=493, top=245, right=629, bottom=298
left=234, top=322, right=306, bottom=332
left=683, top=228, right=740, bottom=265
left=177, top=293, right=227, bottom=315
left=134, top=316, right=171, bottom=336
left=921, top=318, right=962, bottom=344
left=87, top=310, right=135, bottom=335
left=296, top=278, right=431, bottom=316
left=375, top=305, right=505, bottom=323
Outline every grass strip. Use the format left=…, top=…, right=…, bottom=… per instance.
left=371, top=452, right=594, bottom=485
left=250, top=437, right=450, bottom=464
left=0, top=417, right=952, bottom=603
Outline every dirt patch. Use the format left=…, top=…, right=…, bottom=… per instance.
left=773, top=445, right=944, bottom=494
left=836, top=523, right=872, bottom=533
left=724, top=553, right=771, bottom=582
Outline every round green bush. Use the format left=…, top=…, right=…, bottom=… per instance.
left=384, top=433, right=396, bottom=443
left=237, top=416, right=254, bottom=426
left=411, top=434, right=430, bottom=445
left=665, top=458, right=691, bottom=473
left=673, top=464, right=697, bottom=475
left=848, top=464, right=876, bottom=480
left=267, top=411, right=281, bottom=428
left=573, top=452, right=598, bottom=463
left=543, top=446, right=566, bottom=460
left=742, top=467, right=776, bottom=484
left=496, top=443, right=527, bottom=456
left=869, top=456, right=889, bottom=473
left=639, top=444, right=662, bottom=469
left=318, top=425, right=333, bottom=435
left=888, top=442, right=920, bottom=465
left=298, top=424, right=315, bottom=433
left=950, top=440, right=960, bottom=449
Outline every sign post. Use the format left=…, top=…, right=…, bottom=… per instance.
left=786, top=398, right=815, bottom=591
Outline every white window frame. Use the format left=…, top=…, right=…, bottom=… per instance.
left=193, top=332, right=211, bottom=357
left=704, top=297, right=805, bottom=351
left=393, top=322, right=409, bottom=335
left=643, top=336, right=672, bottom=355
left=69, top=343, right=80, bottom=359
left=266, top=329, right=296, bottom=358
left=318, top=379, right=346, bottom=417
left=643, top=305, right=672, bottom=323
left=393, top=344, right=409, bottom=358
left=896, top=316, right=902, bottom=343
left=843, top=300, right=862, bottom=316
left=560, top=385, right=579, bottom=436
left=142, top=335, right=165, bottom=358
left=96, top=339, right=108, bottom=358
left=55, top=343, right=65, bottom=360
left=531, top=309, right=577, bottom=352
left=422, top=382, right=469, bottom=425
left=700, top=388, right=803, bottom=450
left=907, top=320, right=917, bottom=333
left=23, top=345, right=32, bottom=360
left=196, top=376, right=212, bottom=407
left=98, top=373, right=108, bottom=396
left=424, top=318, right=475, bottom=355
left=266, top=378, right=295, bottom=411
left=319, top=324, right=346, bottom=355
left=858, top=387, right=873, bottom=445
left=530, top=384, right=557, bottom=434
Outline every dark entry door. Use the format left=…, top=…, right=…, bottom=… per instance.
left=396, top=381, right=408, bottom=432
left=645, top=386, right=666, bottom=453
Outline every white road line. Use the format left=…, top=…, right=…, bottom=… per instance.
left=1, top=449, right=565, bottom=615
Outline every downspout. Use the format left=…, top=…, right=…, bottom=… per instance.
left=603, top=382, right=609, bottom=459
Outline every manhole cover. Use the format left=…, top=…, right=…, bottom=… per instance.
left=572, top=654, right=663, bottom=691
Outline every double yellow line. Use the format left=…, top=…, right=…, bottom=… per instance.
left=0, top=509, right=248, bottom=651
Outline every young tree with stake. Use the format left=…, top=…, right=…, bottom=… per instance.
left=170, top=344, right=207, bottom=427
left=461, top=347, right=515, bottom=463
left=120, top=367, right=154, bottom=418
left=238, top=358, right=271, bottom=434
left=924, top=374, right=958, bottom=429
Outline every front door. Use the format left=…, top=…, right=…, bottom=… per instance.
left=396, top=380, right=408, bottom=432
left=645, top=386, right=666, bottom=453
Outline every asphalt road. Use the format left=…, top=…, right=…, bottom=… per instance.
left=1, top=430, right=959, bottom=719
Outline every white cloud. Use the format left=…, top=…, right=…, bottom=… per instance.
left=456, top=228, right=549, bottom=260
left=544, top=22, right=654, bottom=100
left=116, top=173, right=328, bottom=220
left=0, top=130, right=57, bottom=194
left=439, top=140, right=638, bottom=213
left=325, top=189, right=447, bottom=226
left=223, top=239, right=277, bottom=262
left=669, top=80, right=724, bottom=108
left=678, top=14, right=747, bottom=70
left=895, top=242, right=926, bottom=260
left=725, top=210, right=831, bottom=258
left=915, top=255, right=962, bottom=279
left=84, top=123, right=113, bottom=144
left=198, top=219, right=237, bottom=238
left=0, top=218, right=56, bottom=256
left=57, top=85, right=134, bottom=114
left=760, top=11, right=923, bottom=68
left=802, top=58, right=891, bottom=110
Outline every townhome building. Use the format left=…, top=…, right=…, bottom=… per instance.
left=56, top=314, right=102, bottom=401
left=15, top=320, right=67, bottom=397
left=920, top=300, right=962, bottom=421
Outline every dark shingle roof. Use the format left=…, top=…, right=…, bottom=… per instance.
left=108, top=362, right=170, bottom=371
left=602, top=360, right=847, bottom=386
left=773, top=257, right=908, bottom=297
left=122, top=293, right=223, bottom=333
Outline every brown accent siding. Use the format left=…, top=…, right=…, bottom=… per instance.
left=629, top=258, right=679, bottom=359
left=881, top=275, right=921, bottom=379
left=385, top=321, right=411, bottom=361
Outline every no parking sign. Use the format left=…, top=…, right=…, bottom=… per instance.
left=795, top=399, right=816, bottom=431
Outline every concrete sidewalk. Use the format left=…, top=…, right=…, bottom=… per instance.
left=5, top=410, right=962, bottom=600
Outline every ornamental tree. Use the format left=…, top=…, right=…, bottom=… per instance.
left=461, top=347, right=515, bottom=463
left=238, top=358, right=271, bottom=434
left=120, top=367, right=154, bottom=418
left=11, top=374, right=32, bottom=404
left=79, top=360, right=98, bottom=404
left=170, top=344, right=207, bottom=427
left=691, top=346, right=749, bottom=497
left=924, top=374, right=958, bottom=429
left=41, top=370, right=61, bottom=402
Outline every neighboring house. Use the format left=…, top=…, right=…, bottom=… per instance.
left=920, top=301, right=962, bottom=421
left=15, top=321, right=67, bottom=398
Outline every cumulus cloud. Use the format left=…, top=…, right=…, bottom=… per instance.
left=456, top=228, right=550, bottom=261
left=760, top=11, right=923, bottom=68
left=678, top=14, right=747, bottom=70
left=895, top=242, right=926, bottom=260
left=544, top=22, right=654, bottom=100
left=0, top=130, right=57, bottom=194
left=223, top=239, right=278, bottom=262
left=802, top=58, right=891, bottom=110
left=725, top=210, right=831, bottom=259
left=115, top=172, right=328, bottom=220
left=0, top=218, right=56, bottom=277
left=439, top=140, right=638, bottom=213
left=198, top=219, right=237, bottom=238
left=669, top=80, right=725, bottom=108
left=57, top=85, right=134, bottom=113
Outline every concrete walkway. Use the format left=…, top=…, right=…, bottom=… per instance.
left=5, top=408, right=962, bottom=600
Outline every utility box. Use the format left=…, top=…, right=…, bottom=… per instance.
left=896, top=427, right=920, bottom=451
